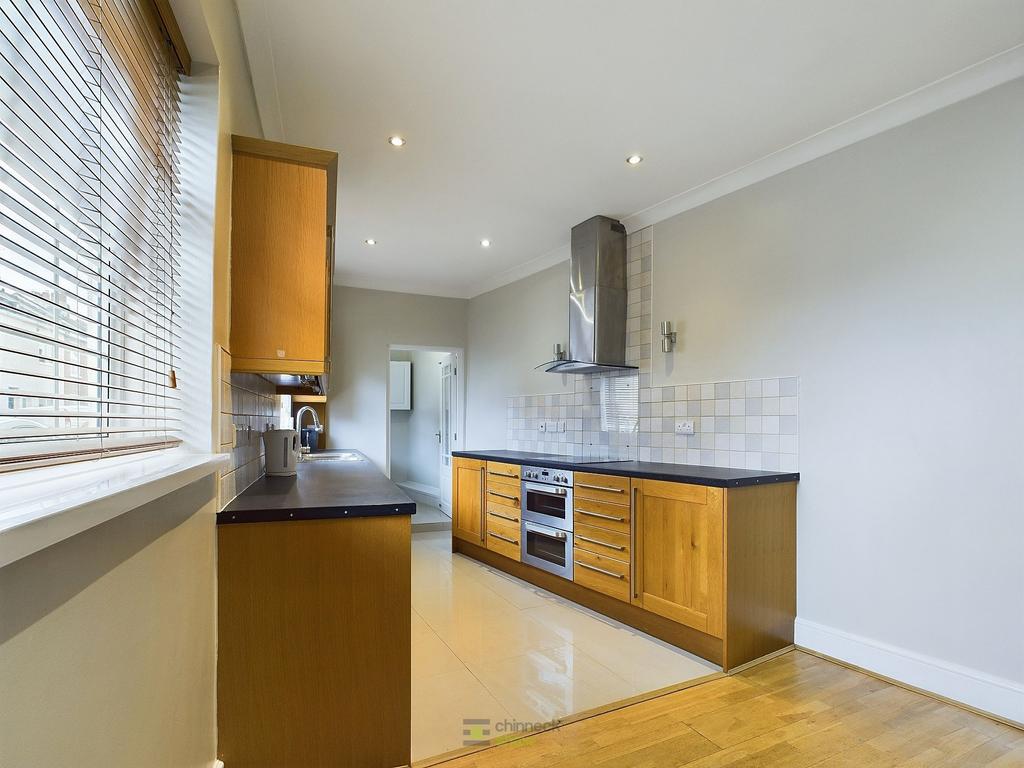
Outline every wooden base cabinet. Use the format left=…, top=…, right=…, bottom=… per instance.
left=632, top=479, right=725, bottom=637
left=452, top=457, right=485, bottom=544
left=217, top=516, right=410, bottom=768
left=484, top=463, right=522, bottom=561
left=454, top=465, right=796, bottom=671
left=572, top=474, right=632, bottom=602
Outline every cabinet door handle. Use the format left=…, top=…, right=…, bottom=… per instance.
left=488, top=490, right=519, bottom=503
left=630, top=486, right=638, bottom=599
left=575, top=509, right=625, bottom=523
left=488, top=531, right=518, bottom=545
left=574, top=560, right=625, bottom=579
left=488, top=471, right=519, bottom=479
left=575, top=535, right=625, bottom=552
left=488, top=511, right=519, bottom=523
left=576, top=482, right=625, bottom=494
left=479, top=468, right=486, bottom=544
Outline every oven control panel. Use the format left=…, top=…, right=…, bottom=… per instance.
left=521, top=465, right=573, bottom=487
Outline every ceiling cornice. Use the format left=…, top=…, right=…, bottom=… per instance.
left=332, top=275, right=474, bottom=301
left=621, top=43, right=1024, bottom=234
left=464, top=243, right=571, bottom=299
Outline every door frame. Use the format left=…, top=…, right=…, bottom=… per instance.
left=385, top=344, right=465, bottom=511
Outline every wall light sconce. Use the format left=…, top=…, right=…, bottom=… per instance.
left=660, top=321, right=677, bottom=353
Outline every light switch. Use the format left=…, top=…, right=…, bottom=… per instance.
left=674, top=420, right=695, bottom=435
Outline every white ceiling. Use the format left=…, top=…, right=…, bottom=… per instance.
left=233, top=0, right=1024, bottom=298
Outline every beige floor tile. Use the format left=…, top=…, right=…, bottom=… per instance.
left=467, top=566, right=563, bottom=610
left=524, top=600, right=639, bottom=647
left=411, top=609, right=434, bottom=638
left=412, top=627, right=469, bottom=679
left=411, top=667, right=511, bottom=762
left=467, top=643, right=636, bottom=723
left=409, top=532, right=719, bottom=761
left=572, top=629, right=719, bottom=692
left=432, top=606, right=569, bottom=666
left=413, top=579, right=515, bottom=632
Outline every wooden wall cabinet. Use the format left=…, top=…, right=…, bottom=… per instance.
left=230, top=136, right=338, bottom=375
left=452, top=457, right=485, bottom=544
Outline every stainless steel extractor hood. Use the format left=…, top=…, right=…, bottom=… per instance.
left=541, top=215, right=637, bottom=375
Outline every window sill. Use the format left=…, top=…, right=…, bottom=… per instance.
left=0, top=450, right=229, bottom=568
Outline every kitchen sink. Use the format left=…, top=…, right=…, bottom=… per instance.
left=300, top=451, right=362, bottom=462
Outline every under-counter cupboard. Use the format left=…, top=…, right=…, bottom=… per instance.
left=451, top=454, right=798, bottom=671
left=229, top=135, right=337, bottom=375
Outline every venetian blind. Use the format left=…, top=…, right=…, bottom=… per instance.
left=0, top=0, right=183, bottom=470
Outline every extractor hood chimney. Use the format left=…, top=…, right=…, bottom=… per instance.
left=541, top=216, right=638, bottom=375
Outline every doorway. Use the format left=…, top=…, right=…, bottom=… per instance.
left=387, top=345, right=463, bottom=530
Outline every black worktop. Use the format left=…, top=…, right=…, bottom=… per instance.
left=452, top=449, right=799, bottom=488
left=219, top=449, right=416, bottom=524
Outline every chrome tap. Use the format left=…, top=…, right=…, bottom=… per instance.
left=295, top=406, right=323, bottom=454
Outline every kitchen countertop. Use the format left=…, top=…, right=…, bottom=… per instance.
left=452, top=449, right=799, bottom=488
left=219, top=449, right=416, bottom=524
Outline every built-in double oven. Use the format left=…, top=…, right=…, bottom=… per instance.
left=520, top=465, right=574, bottom=579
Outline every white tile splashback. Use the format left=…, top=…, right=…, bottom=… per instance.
left=505, top=226, right=800, bottom=471
left=217, top=349, right=279, bottom=507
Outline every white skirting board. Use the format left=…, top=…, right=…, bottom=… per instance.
left=795, top=618, right=1024, bottom=724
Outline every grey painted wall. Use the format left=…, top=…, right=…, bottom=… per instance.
left=650, top=80, right=1024, bottom=694
left=328, top=286, right=467, bottom=472
left=0, top=478, right=218, bottom=767
left=465, top=262, right=573, bottom=448
left=462, top=80, right=1024, bottom=715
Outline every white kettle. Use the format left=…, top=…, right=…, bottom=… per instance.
left=263, top=429, right=299, bottom=477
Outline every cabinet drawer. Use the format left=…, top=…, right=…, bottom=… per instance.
left=573, top=497, right=630, bottom=536
left=573, top=548, right=630, bottom=602
left=486, top=462, right=522, bottom=482
left=573, top=523, right=630, bottom=562
left=485, top=481, right=521, bottom=508
left=574, top=472, right=630, bottom=504
left=485, top=515, right=521, bottom=561
left=486, top=504, right=521, bottom=526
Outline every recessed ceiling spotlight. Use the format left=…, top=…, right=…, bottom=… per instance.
left=480, top=239, right=491, bottom=247
left=626, top=154, right=643, bottom=165
left=364, top=238, right=376, bottom=245
left=388, top=136, right=406, bottom=147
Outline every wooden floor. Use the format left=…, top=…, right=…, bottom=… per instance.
left=432, top=650, right=1023, bottom=767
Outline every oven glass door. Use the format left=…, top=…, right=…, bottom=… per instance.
left=522, top=521, right=572, bottom=579
left=522, top=482, right=571, bottom=528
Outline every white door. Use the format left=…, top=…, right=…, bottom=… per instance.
left=438, top=354, right=457, bottom=515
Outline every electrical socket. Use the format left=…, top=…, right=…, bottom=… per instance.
left=558, top=421, right=566, bottom=433
left=674, top=419, right=695, bottom=435
left=538, top=422, right=546, bottom=432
